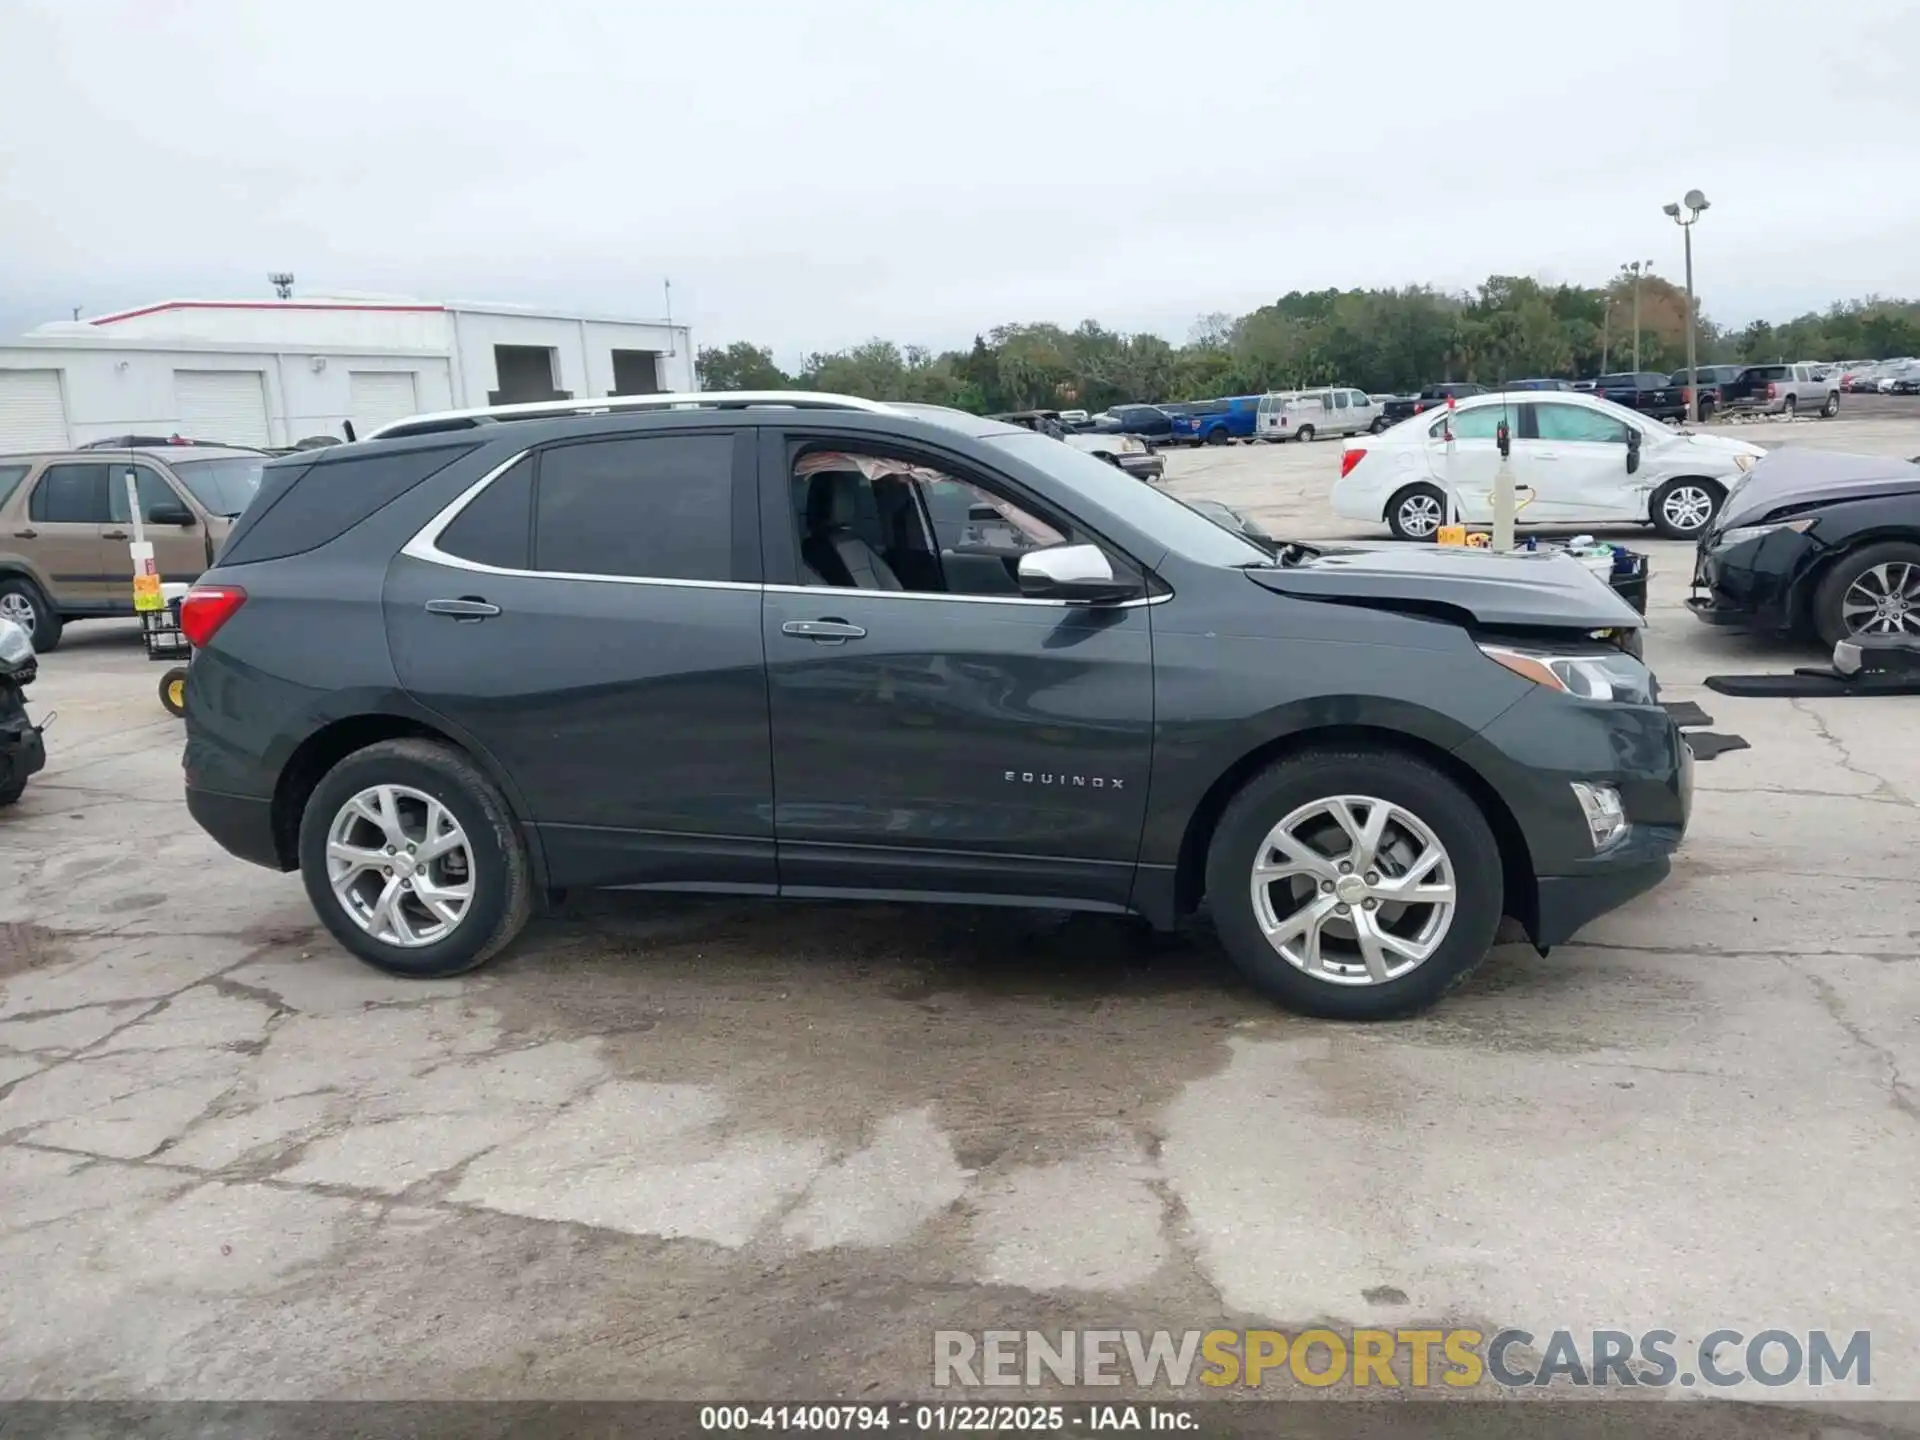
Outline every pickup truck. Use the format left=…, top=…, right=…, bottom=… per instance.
left=1719, top=362, right=1841, bottom=418
left=1169, top=396, right=1261, bottom=446
left=1591, top=372, right=1689, bottom=421
left=1379, top=383, right=1488, bottom=427
left=1669, top=365, right=1748, bottom=420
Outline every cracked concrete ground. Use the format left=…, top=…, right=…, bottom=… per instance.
left=1, top=411, right=1917, bottom=1421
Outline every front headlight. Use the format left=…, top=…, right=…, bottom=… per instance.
left=1479, top=643, right=1655, bottom=703
left=0, top=618, right=32, bottom=666
left=1732, top=452, right=1758, bottom=473
left=1716, top=517, right=1815, bottom=549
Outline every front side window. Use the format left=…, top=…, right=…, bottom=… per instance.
left=29, top=463, right=109, bottom=523
left=108, top=466, right=191, bottom=524
left=1332, top=391, right=1350, bottom=410
left=1534, top=403, right=1632, bottom=444
left=533, top=434, right=734, bottom=581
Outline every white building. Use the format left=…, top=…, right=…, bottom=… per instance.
left=0, top=297, right=696, bottom=451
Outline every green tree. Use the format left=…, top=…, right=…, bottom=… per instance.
left=695, top=342, right=789, bottom=391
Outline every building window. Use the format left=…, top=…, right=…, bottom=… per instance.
left=611, top=349, right=662, bottom=396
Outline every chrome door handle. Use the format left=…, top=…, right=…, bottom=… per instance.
left=425, top=597, right=501, bottom=621
left=782, top=618, right=866, bottom=642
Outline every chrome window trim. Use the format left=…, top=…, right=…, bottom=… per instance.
left=402, top=447, right=1171, bottom=607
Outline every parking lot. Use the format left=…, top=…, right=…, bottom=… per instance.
left=2, top=406, right=1919, bottom=1413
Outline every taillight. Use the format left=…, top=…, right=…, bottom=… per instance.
left=1766, top=382, right=1779, bottom=400
left=1341, top=449, right=1367, bottom=478
left=1413, top=401, right=1426, bottom=413
left=180, top=584, right=247, bottom=647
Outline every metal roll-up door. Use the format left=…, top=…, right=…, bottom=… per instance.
left=348, top=370, right=420, bottom=434
left=0, top=370, right=71, bottom=450
left=173, top=370, right=271, bottom=448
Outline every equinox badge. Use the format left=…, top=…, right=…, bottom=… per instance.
left=1006, top=770, right=1124, bottom=790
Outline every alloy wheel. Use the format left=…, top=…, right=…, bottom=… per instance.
left=1841, top=562, right=1920, bottom=638
left=0, top=592, right=36, bottom=631
left=325, top=784, right=475, bottom=947
left=1660, top=484, right=1714, bottom=534
left=1397, top=494, right=1442, bottom=538
left=1247, top=794, right=1457, bottom=986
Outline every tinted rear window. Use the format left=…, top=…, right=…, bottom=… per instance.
left=437, top=456, right=532, bottom=570
left=217, top=443, right=478, bottom=566
left=533, top=434, right=734, bottom=581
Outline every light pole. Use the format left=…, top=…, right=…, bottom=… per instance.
left=1628, top=259, right=1653, bottom=370
left=1663, top=191, right=1710, bottom=423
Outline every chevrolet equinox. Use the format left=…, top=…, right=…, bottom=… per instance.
left=182, top=393, right=1691, bottom=1019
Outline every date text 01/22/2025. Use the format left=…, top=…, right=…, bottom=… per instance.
left=700, top=1404, right=1193, bottom=1431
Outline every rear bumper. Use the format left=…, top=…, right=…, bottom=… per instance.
left=186, top=786, right=286, bottom=870
left=1115, top=453, right=1165, bottom=481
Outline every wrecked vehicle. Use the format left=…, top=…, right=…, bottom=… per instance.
left=184, top=391, right=1706, bottom=1020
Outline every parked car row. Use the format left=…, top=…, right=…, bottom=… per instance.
left=1838, top=359, right=1920, bottom=394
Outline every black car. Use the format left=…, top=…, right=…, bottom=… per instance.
left=1689, top=448, right=1920, bottom=647
left=181, top=394, right=1691, bottom=1020
left=1090, top=404, right=1180, bottom=441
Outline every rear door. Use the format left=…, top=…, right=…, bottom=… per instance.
left=1424, top=404, right=1503, bottom=522
left=759, top=428, right=1154, bottom=908
left=22, top=461, right=117, bottom=608
left=384, top=426, right=776, bottom=892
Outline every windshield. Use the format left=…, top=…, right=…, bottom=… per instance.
left=983, top=431, right=1272, bottom=567
left=169, top=456, right=264, bottom=516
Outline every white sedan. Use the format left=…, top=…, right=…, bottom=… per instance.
left=1333, top=391, right=1765, bottom=541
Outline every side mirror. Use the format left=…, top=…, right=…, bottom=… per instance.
left=1496, top=419, right=1511, bottom=459
left=148, top=503, right=196, bottom=526
left=1625, top=428, right=1643, bottom=474
left=1016, top=543, right=1140, bottom=604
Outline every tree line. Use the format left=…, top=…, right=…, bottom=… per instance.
left=696, top=271, right=1920, bottom=414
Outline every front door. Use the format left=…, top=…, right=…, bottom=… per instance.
left=760, top=432, right=1155, bottom=910
left=384, top=429, right=777, bottom=892
left=114, top=465, right=208, bottom=589
left=1523, top=402, right=1641, bottom=521
left=21, top=462, right=118, bottom=610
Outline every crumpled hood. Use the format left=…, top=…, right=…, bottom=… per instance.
left=1714, top=446, right=1920, bottom=531
left=1246, top=543, right=1642, bottom=630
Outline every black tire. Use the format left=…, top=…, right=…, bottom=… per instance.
left=1821, top=392, right=1839, bottom=418
left=158, top=667, right=189, bottom=718
left=1782, top=395, right=1797, bottom=418
left=1648, top=477, right=1723, bottom=540
left=1811, top=540, right=1920, bottom=649
left=1385, top=483, right=1448, bottom=542
left=1369, top=416, right=1387, bottom=434
left=0, top=576, right=60, bottom=653
left=0, top=776, right=25, bottom=807
left=1205, top=747, right=1504, bottom=1020
left=297, top=738, right=533, bottom=978
left=1295, top=425, right=1316, bottom=444
left=1205, top=428, right=1230, bottom=446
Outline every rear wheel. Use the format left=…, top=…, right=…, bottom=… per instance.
left=0, top=577, right=60, bottom=653
left=1295, top=425, right=1315, bottom=444
left=1386, top=484, right=1447, bottom=542
left=1369, top=416, right=1387, bottom=434
left=1205, top=428, right=1230, bottom=446
left=298, top=739, right=533, bottom=978
left=1649, top=477, right=1722, bottom=540
left=1782, top=395, right=1798, bottom=418
left=1205, top=748, right=1503, bottom=1019
left=1812, top=541, right=1920, bottom=648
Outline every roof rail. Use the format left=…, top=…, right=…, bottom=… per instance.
left=366, top=390, right=894, bottom=441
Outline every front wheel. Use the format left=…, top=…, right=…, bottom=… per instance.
left=1205, top=748, right=1504, bottom=1019
left=1386, top=483, right=1447, bottom=542
left=1649, top=477, right=1722, bottom=540
left=298, top=738, right=533, bottom=978
left=1812, top=541, right=1920, bottom=649
left=1821, top=392, right=1839, bottom=418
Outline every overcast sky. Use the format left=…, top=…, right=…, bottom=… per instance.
left=2, top=0, right=1916, bottom=361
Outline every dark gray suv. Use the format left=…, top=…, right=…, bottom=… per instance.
left=182, top=393, right=1691, bottom=1019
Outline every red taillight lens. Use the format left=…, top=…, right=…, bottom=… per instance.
left=180, top=584, right=247, bottom=647
left=1766, top=382, right=1778, bottom=400
left=1341, top=448, right=1367, bottom=478
left=1413, top=401, right=1426, bottom=413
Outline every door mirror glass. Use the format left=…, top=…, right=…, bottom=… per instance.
left=1625, top=428, right=1643, bottom=474
left=1016, top=543, right=1139, bottom=604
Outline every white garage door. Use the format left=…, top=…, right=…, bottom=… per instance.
left=0, top=370, right=71, bottom=451
left=348, top=371, right=420, bottom=435
left=174, top=370, right=271, bottom=448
